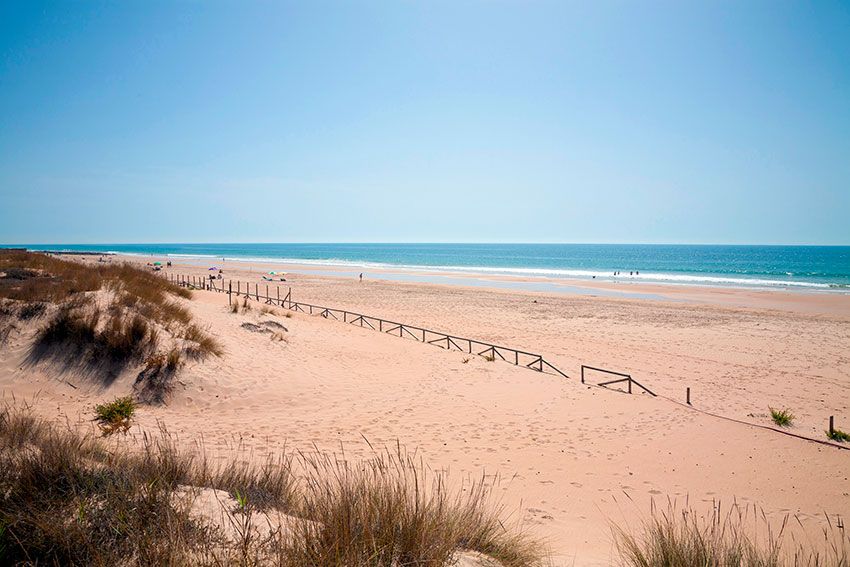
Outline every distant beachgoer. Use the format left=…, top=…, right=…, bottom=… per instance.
left=359, top=273, right=363, bottom=282
left=630, top=271, right=633, bottom=276
left=636, top=271, right=639, bottom=275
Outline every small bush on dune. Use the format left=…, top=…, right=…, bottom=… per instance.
left=94, top=396, right=136, bottom=435
left=769, top=407, right=794, bottom=427
left=827, top=428, right=850, bottom=442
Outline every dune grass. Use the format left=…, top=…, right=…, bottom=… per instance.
left=827, top=428, right=850, bottom=442
left=769, top=407, right=795, bottom=428
left=612, top=500, right=848, bottom=567
left=0, top=406, right=545, bottom=566
left=0, top=251, right=221, bottom=397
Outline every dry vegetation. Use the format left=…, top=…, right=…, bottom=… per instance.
left=0, top=405, right=545, bottom=566
left=0, top=251, right=221, bottom=401
left=613, top=500, right=848, bottom=567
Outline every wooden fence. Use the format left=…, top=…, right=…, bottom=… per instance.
left=167, top=272, right=568, bottom=379
left=580, top=365, right=656, bottom=396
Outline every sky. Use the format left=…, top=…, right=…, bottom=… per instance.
left=0, top=1, right=848, bottom=245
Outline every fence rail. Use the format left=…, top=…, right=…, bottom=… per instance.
left=166, top=272, right=569, bottom=380
left=580, top=364, right=656, bottom=396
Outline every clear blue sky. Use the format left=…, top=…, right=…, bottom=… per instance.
left=1, top=1, right=848, bottom=245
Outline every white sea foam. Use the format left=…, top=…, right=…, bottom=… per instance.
left=140, top=253, right=842, bottom=291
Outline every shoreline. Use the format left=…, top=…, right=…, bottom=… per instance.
left=17, top=245, right=849, bottom=294
left=87, top=253, right=850, bottom=317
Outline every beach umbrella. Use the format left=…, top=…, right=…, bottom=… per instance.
left=209, top=267, right=218, bottom=270
left=268, top=271, right=276, bottom=275
left=153, top=262, right=162, bottom=266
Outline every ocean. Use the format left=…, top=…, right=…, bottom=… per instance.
left=6, top=243, right=850, bottom=291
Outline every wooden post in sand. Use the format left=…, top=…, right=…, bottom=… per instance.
left=228, top=281, right=232, bottom=305
left=830, top=416, right=835, bottom=437
left=686, top=387, right=691, bottom=405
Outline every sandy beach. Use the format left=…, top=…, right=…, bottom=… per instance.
left=2, top=253, right=848, bottom=564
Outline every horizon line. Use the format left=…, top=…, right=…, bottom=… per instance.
left=2, top=241, right=850, bottom=248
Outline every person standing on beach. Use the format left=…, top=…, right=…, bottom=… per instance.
left=359, top=273, right=363, bottom=282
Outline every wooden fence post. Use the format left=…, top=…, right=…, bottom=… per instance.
left=686, top=387, right=691, bottom=405
left=830, top=416, right=835, bottom=437
left=228, top=281, right=232, bottom=305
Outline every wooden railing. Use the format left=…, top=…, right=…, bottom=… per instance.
left=580, top=365, right=656, bottom=396
left=167, top=272, right=569, bottom=380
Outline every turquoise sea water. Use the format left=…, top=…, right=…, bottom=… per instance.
left=5, top=243, right=850, bottom=291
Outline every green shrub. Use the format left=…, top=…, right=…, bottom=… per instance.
left=827, top=428, right=850, bottom=442
left=769, top=407, right=794, bottom=427
left=94, top=396, right=136, bottom=435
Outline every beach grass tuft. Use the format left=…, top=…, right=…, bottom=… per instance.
left=612, top=500, right=848, bottom=567
left=827, top=428, right=850, bottom=442
left=769, top=407, right=794, bottom=427
left=0, top=405, right=546, bottom=566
